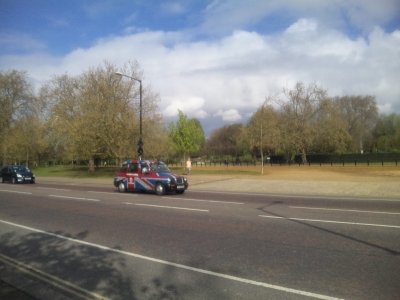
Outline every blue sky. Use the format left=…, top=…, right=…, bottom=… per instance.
left=1, top=0, right=400, bottom=136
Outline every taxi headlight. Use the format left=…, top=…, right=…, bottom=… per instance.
left=17, top=174, right=22, bottom=178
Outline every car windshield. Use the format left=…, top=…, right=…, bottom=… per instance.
left=12, top=166, right=30, bottom=173
left=150, top=163, right=171, bottom=173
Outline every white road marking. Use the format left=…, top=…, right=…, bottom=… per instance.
left=0, top=219, right=344, bottom=300
left=290, top=206, right=400, bottom=215
left=190, top=190, right=400, bottom=201
left=162, top=196, right=243, bottom=204
left=37, top=187, right=71, bottom=191
left=0, top=189, right=32, bottom=194
left=88, top=191, right=137, bottom=196
left=125, top=203, right=209, bottom=212
left=0, top=253, right=109, bottom=300
left=49, top=195, right=100, bottom=202
left=259, top=215, right=400, bottom=228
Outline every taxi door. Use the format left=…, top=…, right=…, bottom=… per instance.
left=126, top=163, right=139, bottom=189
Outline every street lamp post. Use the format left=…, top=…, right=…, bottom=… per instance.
left=115, top=72, right=143, bottom=159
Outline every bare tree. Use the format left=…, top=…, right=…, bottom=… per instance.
left=270, top=82, right=328, bottom=164
left=334, top=95, right=378, bottom=153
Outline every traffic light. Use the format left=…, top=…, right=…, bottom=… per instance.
left=138, top=146, right=143, bottom=156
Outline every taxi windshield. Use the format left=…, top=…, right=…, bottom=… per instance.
left=150, top=163, right=171, bottom=173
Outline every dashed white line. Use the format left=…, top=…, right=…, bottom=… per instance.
left=0, top=189, right=32, bottom=194
left=88, top=191, right=137, bottom=196
left=49, top=195, right=100, bottom=202
left=162, top=196, right=243, bottom=204
left=125, top=203, right=209, bottom=212
left=290, top=206, right=400, bottom=215
left=37, top=187, right=71, bottom=191
left=259, top=215, right=400, bottom=228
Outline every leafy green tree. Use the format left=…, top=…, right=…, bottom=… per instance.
left=41, top=61, right=163, bottom=171
left=371, top=113, right=400, bottom=152
left=242, top=104, right=281, bottom=161
left=0, top=70, right=37, bottom=164
left=166, top=110, right=205, bottom=163
left=205, top=123, right=244, bottom=159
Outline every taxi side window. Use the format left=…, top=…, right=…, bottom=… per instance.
left=120, top=163, right=128, bottom=172
left=141, top=164, right=149, bottom=173
left=129, top=163, right=138, bottom=173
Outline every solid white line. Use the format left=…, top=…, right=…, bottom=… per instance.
left=88, top=191, right=137, bottom=196
left=0, top=189, right=32, bottom=194
left=162, top=196, right=243, bottom=204
left=0, top=219, right=343, bottom=300
left=49, top=195, right=100, bottom=202
left=37, top=187, right=71, bottom=191
left=259, top=215, right=400, bottom=228
left=125, top=203, right=209, bottom=212
left=290, top=206, right=400, bottom=215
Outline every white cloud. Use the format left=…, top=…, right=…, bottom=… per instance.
left=214, top=109, right=242, bottom=122
left=1, top=9, right=399, bottom=134
left=0, top=32, right=46, bottom=51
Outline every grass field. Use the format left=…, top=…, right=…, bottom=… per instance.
left=30, top=164, right=400, bottom=183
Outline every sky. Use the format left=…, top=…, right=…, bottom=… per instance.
left=1, top=0, right=400, bottom=136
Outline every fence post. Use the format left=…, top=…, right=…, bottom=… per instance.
left=367, top=160, right=369, bottom=166
left=342, top=160, right=344, bottom=166
left=354, top=160, right=356, bottom=166
left=331, top=161, right=332, bottom=166
left=382, top=160, right=384, bottom=166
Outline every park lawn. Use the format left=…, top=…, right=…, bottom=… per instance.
left=30, top=164, right=400, bottom=182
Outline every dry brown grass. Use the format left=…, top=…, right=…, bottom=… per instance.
left=191, top=165, right=400, bottom=182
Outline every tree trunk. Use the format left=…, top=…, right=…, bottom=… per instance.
left=26, top=149, right=29, bottom=167
left=88, top=157, right=95, bottom=172
left=301, top=148, right=307, bottom=164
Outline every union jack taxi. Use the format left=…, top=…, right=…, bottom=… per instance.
left=114, top=159, right=188, bottom=195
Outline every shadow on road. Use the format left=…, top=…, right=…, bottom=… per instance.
left=0, top=228, right=237, bottom=300
left=257, top=203, right=400, bottom=256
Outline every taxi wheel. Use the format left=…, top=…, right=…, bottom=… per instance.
left=155, top=183, right=165, bottom=196
left=0, top=177, right=3, bottom=183
left=118, top=181, right=126, bottom=193
left=12, top=177, right=17, bottom=184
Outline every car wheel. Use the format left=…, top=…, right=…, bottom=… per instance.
left=30, top=180, right=35, bottom=184
left=0, top=177, right=3, bottom=183
left=176, top=190, right=185, bottom=194
left=155, top=182, right=166, bottom=196
left=118, top=181, right=126, bottom=193
left=12, top=177, right=17, bottom=184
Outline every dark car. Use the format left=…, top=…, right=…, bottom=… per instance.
left=0, top=165, right=35, bottom=184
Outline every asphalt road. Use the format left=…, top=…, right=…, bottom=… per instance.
left=0, top=181, right=399, bottom=300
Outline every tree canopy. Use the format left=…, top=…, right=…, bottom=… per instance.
left=166, top=110, right=205, bottom=161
